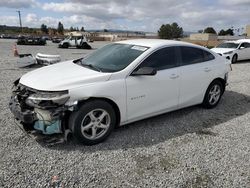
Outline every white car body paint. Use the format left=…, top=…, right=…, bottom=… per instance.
left=19, top=39, right=231, bottom=126
left=211, top=40, right=250, bottom=61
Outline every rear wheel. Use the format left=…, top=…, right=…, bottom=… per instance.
left=202, top=80, right=223, bottom=109
left=69, top=100, right=116, bottom=145
left=232, top=54, right=238, bottom=64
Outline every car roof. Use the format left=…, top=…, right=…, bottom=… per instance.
left=116, top=39, right=200, bottom=49
left=223, top=40, right=240, bottom=44
left=236, top=39, right=250, bottom=43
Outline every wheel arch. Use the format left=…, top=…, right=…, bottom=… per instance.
left=211, top=77, right=226, bottom=93
left=77, top=97, right=121, bottom=127
left=204, top=77, right=226, bottom=101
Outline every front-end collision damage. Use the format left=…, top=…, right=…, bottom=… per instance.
left=9, top=79, right=75, bottom=140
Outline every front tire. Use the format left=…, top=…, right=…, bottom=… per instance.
left=232, top=54, right=238, bottom=64
left=62, top=43, right=69, bottom=48
left=202, top=80, right=223, bottom=109
left=69, top=100, right=116, bottom=145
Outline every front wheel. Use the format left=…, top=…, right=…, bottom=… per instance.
left=69, top=100, right=116, bottom=145
left=232, top=54, right=238, bottom=64
left=202, top=80, right=223, bottom=109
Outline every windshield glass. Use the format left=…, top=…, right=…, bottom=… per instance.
left=80, top=43, right=148, bottom=72
left=217, top=42, right=239, bottom=48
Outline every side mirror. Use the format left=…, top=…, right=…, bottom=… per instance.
left=131, top=67, right=157, bottom=76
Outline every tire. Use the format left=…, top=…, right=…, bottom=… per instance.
left=232, top=54, right=238, bottom=64
left=202, top=80, right=223, bottom=109
left=69, top=100, right=116, bottom=145
left=62, top=43, right=69, bottom=48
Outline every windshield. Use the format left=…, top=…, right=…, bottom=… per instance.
left=79, top=43, right=148, bottom=72
left=217, top=42, right=239, bottom=48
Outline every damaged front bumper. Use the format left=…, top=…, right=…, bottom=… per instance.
left=9, top=83, right=70, bottom=136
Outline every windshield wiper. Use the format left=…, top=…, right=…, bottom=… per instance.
left=81, top=63, right=102, bottom=72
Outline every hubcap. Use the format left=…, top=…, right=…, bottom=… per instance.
left=81, top=109, right=111, bottom=140
left=208, top=84, right=221, bottom=105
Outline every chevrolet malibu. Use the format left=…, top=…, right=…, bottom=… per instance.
left=9, top=39, right=231, bottom=145
left=211, top=40, right=250, bottom=63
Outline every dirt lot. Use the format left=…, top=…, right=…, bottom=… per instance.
left=0, top=39, right=249, bottom=188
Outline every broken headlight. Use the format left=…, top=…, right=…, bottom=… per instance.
left=26, top=90, right=70, bottom=108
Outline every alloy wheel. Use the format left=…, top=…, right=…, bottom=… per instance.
left=208, top=84, right=221, bottom=105
left=81, top=109, right=111, bottom=140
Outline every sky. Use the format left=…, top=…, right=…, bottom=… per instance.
left=0, top=0, right=249, bottom=33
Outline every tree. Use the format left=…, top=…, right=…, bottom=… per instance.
left=80, top=27, right=85, bottom=32
left=70, top=26, right=74, bottom=31
left=40, top=24, right=48, bottom=34
left=198, top=30, right=203, bottom=33
left=158, top=22, right=183, bottom=39
left=57, top=22, right=64, bottom=34
left=218, top=28, right=234, bottom=36
left=103, top=29, right=108, bottom=32
left=203, top=27, right=216, bottom=34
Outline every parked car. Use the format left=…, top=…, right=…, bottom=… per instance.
left=58, top=34, right=91, bottom=49
left=17, top=36, right=46, bottom=46
left=9, top=39, right=231, bottom=145
left=211, top=40, right=250, bottom=63
left=52, top=37, right=63, bottom=43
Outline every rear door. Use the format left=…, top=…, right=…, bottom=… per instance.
left=126, top=46, right=180, bottom=121
left=178, top=46, right=217, bottom=108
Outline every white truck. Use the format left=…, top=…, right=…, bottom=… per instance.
left=59, top=34, right=91, bottom=49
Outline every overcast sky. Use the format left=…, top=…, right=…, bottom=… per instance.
left=0, top=0, right=249, bottom=33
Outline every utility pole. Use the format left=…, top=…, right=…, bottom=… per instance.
left=16, top=10, right=23, bottom=33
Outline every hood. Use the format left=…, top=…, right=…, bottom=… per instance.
left=211, top=48, right=236, bottom=54
left=20, top=60, right=112, bottom=91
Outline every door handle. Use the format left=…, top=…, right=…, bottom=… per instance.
left=170, top=74, right=179, bottom=79
left=204, top=67, right=211, bottom=72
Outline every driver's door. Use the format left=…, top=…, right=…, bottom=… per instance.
left=238, top=42, right=250, bottom=60
left=125, top=47, right=180, bottom=121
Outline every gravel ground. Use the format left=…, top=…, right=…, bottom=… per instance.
left=0, top=39, right=249, bottom=188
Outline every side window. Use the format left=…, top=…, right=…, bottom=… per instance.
left=180, top=46, right=204, bottom=65
left=203, top=50, right=215, bottom=61
left=180, top=46, right=214, bottom=65
left=244, top=43, right=250, bottom=48
left=240, top=43, right=246, bottom=48
left=139, top=47, right=177, bottom=70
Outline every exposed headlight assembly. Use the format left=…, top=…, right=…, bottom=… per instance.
left=26, top=90, right=70, bottom=108
left=223, top=51, right=233, bottom=55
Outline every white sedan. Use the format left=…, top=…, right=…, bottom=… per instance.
left=9, top=39, right=231, bottom=145
left=211, top=39, right=250, bottom=63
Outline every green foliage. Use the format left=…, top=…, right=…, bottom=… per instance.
left=57, top=22, right=64, bottom=34
left=41, top=24, right=48, bottom=34
left=80, top=27, right=85, bottom=32
left=203, top=27, right=216, bottom=34
left=218, top=29, right=234, bottom=36
left=158, top=22, right=183, bottom=39
left=103, top=29, right=108, bottom=32
left=70, top=26, right=80, bottom=32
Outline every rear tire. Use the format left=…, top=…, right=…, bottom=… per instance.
left=202, top=80, right=223, bottom=109
left=69, top=100, right=116, bottom=145
left=232, top=54, right=238, bottom=64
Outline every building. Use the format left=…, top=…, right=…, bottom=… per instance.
left=246, top=25, right=250, bottom=37
left=190, top=33, right=217, bottom=41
